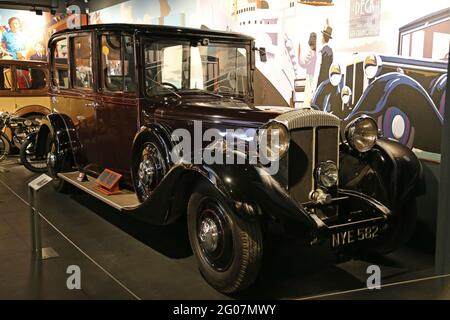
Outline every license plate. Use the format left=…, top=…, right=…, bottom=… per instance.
left=331, top=225, right=379, bottom=248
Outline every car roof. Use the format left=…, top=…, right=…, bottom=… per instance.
left=50, top=23, right=255, bottom=42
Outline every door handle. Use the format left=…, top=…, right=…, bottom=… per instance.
left=85, top=102, right=100, bottom=108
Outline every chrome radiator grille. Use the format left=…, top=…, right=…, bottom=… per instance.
left=275, top=110, right=341, bottom=204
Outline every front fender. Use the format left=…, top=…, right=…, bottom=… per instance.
left=35, top=113, right=78, bottom=170
left=345, top=73, right=443, bottom=153
left=339, top=138, right=424, bottom=210
left=177, top=162, right=317, bottom=228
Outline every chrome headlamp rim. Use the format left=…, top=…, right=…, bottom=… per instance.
left=363, top=53, right=382, bottom=80
left=315, top=160, right=339, bottom=188
left=345, top=115, right=378, bottom=153
left=258, top=120, right=290, bottom=162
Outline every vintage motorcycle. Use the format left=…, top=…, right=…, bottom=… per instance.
left=0, top=112, right=40, bottom=163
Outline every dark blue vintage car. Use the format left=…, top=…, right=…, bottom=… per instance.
left=311, top=54, right=446, bottom=154
left=312, top=9, right=448, bottom=155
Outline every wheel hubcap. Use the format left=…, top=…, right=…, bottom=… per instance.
left=196, top=202, right=233, bottom=271
left=136, top=143, right=166, bottom=200
left=199, top=217, right=219, bottom=252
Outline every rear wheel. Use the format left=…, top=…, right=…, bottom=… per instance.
left=0, top=132, right=10, bottom=162
left=20, top=134, right=48, bottom=173
left=187, top=181, right=263, bottom=293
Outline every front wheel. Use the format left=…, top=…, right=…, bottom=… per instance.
left=20, top=134, right=48, bottom=173
left=187, top=181, right=263, bottom=293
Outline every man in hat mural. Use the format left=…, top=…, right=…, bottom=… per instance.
left=298, top=32, right=317, bottom=107
left=316, top=19, right=334, bottom=87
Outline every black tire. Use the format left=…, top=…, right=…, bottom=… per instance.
left=187, top=181, right=262, bottom=293
left=0, top=132, right=10, bottom=162
left=47, top=135, right=72, bottom=193
left=19, top=134, right=48, bottom=173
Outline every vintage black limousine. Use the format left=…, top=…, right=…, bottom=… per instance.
left=36, top=24, right=423, bottom=293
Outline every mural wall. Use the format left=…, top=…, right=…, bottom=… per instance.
left=90, top=0, right=448, bottom=155
left=0, top=10, right=48, bottom=61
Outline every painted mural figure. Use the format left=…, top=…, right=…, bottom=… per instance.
left=30, top=42, right=47, bottom=62
left=0, top=17, right=26, bottom=60
left=316, top=21, right=334, bottom=88
left=298, top=32, right=317, bottom=107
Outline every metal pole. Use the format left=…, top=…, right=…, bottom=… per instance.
left=435, top=60, right=450, bottom=275
left=29, top=186, right=42, bottom=259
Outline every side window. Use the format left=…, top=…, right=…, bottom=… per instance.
left=15, top=68, right=47, bottom=90
left=161, top=45, right=183, bottom=88
left=72, top=35, right=93, bottom=89
left=101, top=34, right=136, bottom=92
left=0, top=66, right=12, bottom=90
left=52, top=38, right=69, bottom=89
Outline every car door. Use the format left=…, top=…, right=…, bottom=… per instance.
left=95, top=32, right=138, bottom=183
left=68, top=33, right=100, bottom=173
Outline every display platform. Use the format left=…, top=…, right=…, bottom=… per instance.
left=0, top=158, right=448, bottom=299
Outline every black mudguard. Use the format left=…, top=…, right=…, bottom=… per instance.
left=35, top=113, right=79, bottom=171
left=339, top=138, right=424, bottom=211
left=345, top=73, right=443, bottom=153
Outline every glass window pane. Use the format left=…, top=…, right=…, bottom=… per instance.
left=144, top=39, right=248, bottom=99
left=73, top=35, right=93, bottom=89
left=0, top=66, right=12, bottom=90
left=401, top=33, right=410, bottom=57
left=102, top=34, right=122, bottom=91
left=53, top=38, right=69, bottom=89
left=102, top=34, right=136, bottom=92
left=16, top=68, right=46, bottom=90
left=411, top=30, right=425, bottom=59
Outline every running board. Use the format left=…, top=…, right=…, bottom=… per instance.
left=58, top=172, right=140, bottom=211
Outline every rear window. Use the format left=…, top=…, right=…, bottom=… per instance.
left=0, top=66, right=12, bottom=90
left=15, top=67, right=47, bottom=90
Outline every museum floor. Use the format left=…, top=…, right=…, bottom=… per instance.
left=0, top=157, right=449, bottom=300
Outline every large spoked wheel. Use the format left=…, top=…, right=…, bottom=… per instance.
left=187, top=182, right=262, bottom=293
left=0, top=132, right=10, bottom=162
left=20, top=134, right=48, bottom=173
left=133, top=142, right=168, bottom=202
